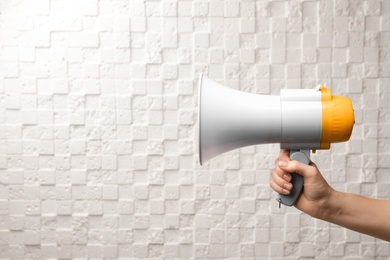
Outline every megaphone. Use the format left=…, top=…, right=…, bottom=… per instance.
left=198, top=74, right=354, bottom=206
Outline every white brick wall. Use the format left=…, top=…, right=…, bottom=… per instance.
left=0, top=0, right=389, bottom=259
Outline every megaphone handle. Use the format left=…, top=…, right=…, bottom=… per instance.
left=277, top=149, right=310, bottom=207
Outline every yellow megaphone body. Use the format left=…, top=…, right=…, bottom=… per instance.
left=198, top=74, right=354, bottom=206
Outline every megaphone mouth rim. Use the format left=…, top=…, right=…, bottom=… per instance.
left=198, top=73, right=204, bottom=165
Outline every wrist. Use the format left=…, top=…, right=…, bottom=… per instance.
left=316, top=189, right=342, bottom=221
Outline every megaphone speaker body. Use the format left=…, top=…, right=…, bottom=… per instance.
left=198, top=74, right=355, bottom=206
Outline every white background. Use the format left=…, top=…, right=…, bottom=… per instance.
left=0, top=0, right=390, bottom=259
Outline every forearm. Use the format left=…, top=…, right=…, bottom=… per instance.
left=319, top=191, right=390, bottom=242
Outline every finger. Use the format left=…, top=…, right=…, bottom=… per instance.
left=272, top=165, right=292, bottom=182
left=270, top=179, right=291, bottom=195
left=271, top=169, right=293, bottom=191
left=278, top=159, right=312, bottom=178
left=279, top=149, right=290, bottom=161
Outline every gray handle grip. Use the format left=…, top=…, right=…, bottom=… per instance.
left=277, top=150, right=310, bottom=207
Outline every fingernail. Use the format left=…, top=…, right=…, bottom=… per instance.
left=283, top=183, right=292, bottom=190
left=283, top=174, right=291, bottom=181
left=282, top=189, right=290, bottom=195
left=278, top=161, right=288, bottom=167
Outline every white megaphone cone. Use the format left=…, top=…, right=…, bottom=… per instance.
left=197, top=74, right=354, bottom=207
left=198, top=75, right=282, bottom=165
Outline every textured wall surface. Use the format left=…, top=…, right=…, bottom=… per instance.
left=0, top=0, right=390, bottom=259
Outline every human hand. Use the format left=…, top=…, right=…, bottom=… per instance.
left=270, top=149, right=335, bottom=218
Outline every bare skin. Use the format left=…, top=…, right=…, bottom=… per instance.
left=270, top=149, right=390, bottom=242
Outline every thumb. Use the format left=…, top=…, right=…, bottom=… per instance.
left=278, top=160, right=312, bottom=178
